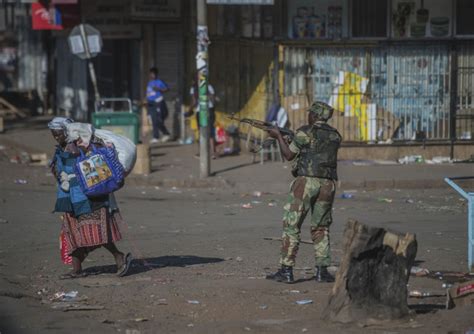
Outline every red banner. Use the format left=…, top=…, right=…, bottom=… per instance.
left=51, top=0, right=78, bottom=3
left=458, top=283, right=474, bottom=296
left=32, top=2, right=63, bottom=30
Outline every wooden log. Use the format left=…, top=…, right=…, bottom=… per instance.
left=323, top=220, right=417, bottom=325
left=0, top=97, right=26, bottom=118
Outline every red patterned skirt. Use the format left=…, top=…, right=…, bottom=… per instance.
left=61, top=208, right=123, bottom=255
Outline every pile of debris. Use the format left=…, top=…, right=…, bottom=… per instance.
left=0, top=144, right=48, bottom=166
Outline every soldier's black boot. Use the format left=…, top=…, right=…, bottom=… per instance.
left=266, top=265, right=294, bottom=283
left=315, top=266, right=335, bottom=283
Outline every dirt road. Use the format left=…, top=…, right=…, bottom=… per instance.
left=1, top=161, right=474, bottom=333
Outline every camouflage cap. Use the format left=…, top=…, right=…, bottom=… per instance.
left=308, top=101, right=334, bottom=121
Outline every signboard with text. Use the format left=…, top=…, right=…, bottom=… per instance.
left=68, top=24, right=102, bottom=60
left=51, top=0, right=78, bottom=4
left=81, top=0, right=141, bottom=39
left=207, top=0, right=273, bottom=4
left=131, top=0, right=181, bottom=20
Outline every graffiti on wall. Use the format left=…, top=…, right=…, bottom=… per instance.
left=329, top=71, right=371, bottom=141
left=197, top=25, right=209, bottom=127
left=285, top=44, right=452, bottom=141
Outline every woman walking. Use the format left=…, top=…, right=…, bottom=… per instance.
left=49, top=117, right=132, bottom=279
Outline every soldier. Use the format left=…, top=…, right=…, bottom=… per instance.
left=266, top=101, right=342, bottom=283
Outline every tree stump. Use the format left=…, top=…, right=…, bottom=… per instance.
left=324, top=220, right=417, bottom=324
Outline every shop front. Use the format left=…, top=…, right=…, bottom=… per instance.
left=55, top=0, right=184, bottom=121
left=281, top=0, right=474, bottom=146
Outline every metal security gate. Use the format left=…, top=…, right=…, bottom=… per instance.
left=372, top=44, right=451, bottom=140
left=283, top=43, right=457, bottom=142
left=154, top=24, right=182, bottom=101
left=457, top=43, right=474, bottom=140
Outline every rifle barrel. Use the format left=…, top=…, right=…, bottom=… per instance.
left=227, top=116, right=294, bottom=138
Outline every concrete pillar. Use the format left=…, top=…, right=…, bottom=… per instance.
left=132, top=144, right=151, bottom=175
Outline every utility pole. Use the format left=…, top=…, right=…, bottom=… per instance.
left=79, top=24, right=101, bottom=104
left=196, top=0, right=210, bottom=178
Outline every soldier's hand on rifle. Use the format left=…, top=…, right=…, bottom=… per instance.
left=267, top=126, right=281, bottom=139
left=267, top=126, right=295, bottom=161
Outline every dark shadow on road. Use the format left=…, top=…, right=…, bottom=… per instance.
left=263, top=277, right=317, bottom=284
left=0, top=317, right=17, bottom=334
left=120, top=196, right=166, bottom=202
left=150, top=163, right=178, bottom=172
left=212, top=161, right=257, bottom=176
left=82, top=255, right=225, bottom=277
left=150, top=152, right=167, bottom=157
left=409, top=303, right=445, bottom=314
left=413, top=260, right=426, bottom=266
left=150, top=143, right=183, bottom=150
left=292, top=277, right=316, bottom=284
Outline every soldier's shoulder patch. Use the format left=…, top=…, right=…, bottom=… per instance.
left=290, top=130, right=311, bottom=151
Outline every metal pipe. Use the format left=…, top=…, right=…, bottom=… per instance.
left=450, top=45, right=458, bottom=159
left=79, top=24, right=100, bottom=107
left=445, top=177, right=474, bottom=272
left=197, top=0, right=210, bottom=178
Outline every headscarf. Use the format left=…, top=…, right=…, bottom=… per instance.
left=65, top=122, right=94, bottom=147
left=48, top=117, right=74, bottom=131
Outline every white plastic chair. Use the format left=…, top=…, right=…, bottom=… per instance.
left=251, top=106, right=288, bottom=164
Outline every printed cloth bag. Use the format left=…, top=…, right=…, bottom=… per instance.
left=75, top=144, right=124, bottom=197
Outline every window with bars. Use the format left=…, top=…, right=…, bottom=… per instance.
left=457, top=0, right=474, bottom=36
left=352, top=0, right=388, bottom=38
left=209, top=4, right=273, bottom=39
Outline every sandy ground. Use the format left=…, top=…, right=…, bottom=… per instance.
left=1, top=161, right=474, bottom=333
left=1, top=119, right=474, bottom=333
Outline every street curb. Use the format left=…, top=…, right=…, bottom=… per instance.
left=127, top=175, right=235, bottom=189
left=127, top=175, right=473, bottom=190
left=338, top=179, right=474, bottom=190
left=9, top=176, right=467, bottom=191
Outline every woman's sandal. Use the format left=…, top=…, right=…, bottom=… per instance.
left=117, top=253, right=132, bottom=277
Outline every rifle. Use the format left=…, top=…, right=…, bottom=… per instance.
left=227, top=115, right=294, bottom=153
left=227, top=115, right=294, bottom=139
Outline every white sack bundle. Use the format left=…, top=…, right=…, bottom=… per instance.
left=94, top=129, right=137, bottom=174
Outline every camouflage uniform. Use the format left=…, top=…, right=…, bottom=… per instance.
left=279, top=102, right=341, bottom=268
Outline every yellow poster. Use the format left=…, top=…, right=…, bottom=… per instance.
left=330, top=71, right=369, bottom=141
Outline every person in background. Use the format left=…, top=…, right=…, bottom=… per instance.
left=146, top=67, right=171, bottom=144
left=190, top=75, right=217, bottom=159
left=49, top=117, right=132, bottom=279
